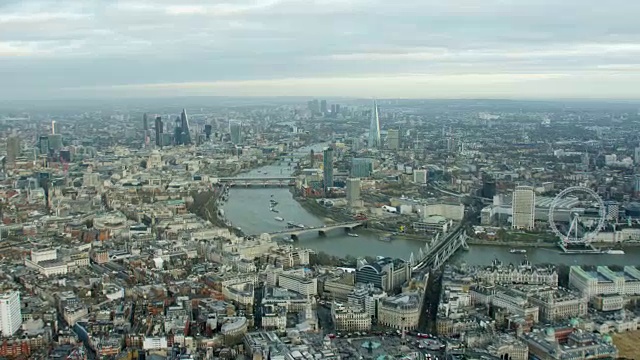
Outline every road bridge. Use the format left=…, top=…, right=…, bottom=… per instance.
left=269, top=222, right=365, bottom=240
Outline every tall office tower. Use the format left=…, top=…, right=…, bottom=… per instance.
left=634, top=174, right=640, bottom=198
left=142, top=113, right=148, bottom=131
left=6, top=136, right=20, bottom=164
left=308, top=99, right=320, bottom=114
left=512, top=185, right=536, bottom=230
left=0, top=291, right=21, bottom=336
left=368, top=100, right=381, bottom=149
left=154, top=116, right=163, bottom=147
left=310, top=149, right=315, bottom=168
left=482, top=175, right=496, bottom=199
left=230, top=121, right=242, bottom=145
left=346, top=178, right=361, bottom=207
left=38, top=135, right=49, bottom=156
left=323, top=147, right=334, bottom=192
left=635, top=146, right=640, bottom=165
left=48, top=134, right=63, bottom=151
left=51, top=120, right=60, bottom=135
left=180, top=109, right=191, bottom=145
left=387, top=129, right=400, bottom=150
left=335, top=104, right=341, bottom=115
left=320, top=100, right=328, bottom=115
left=174, top=116, right=183, bottom=145
left=204, top=124, right=212, bottom=140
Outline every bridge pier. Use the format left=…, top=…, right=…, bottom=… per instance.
left=318, top=230, right=326, bottom=237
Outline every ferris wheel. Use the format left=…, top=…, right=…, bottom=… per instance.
left=548, top=186, right=606, bottom=245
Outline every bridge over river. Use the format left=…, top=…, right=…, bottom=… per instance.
left=268, top=222, right=365, bottom=240
left=217, top=176, right=295, bottom=187
left=268, top=219, right=468, bottom=273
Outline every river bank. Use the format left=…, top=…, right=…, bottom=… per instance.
left=466, top=239, right=556, bottom=248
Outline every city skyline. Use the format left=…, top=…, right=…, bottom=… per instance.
left=2, top=0, right=640, bottom=100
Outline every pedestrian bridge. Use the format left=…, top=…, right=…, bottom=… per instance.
left=269, top=221, right=365, bottom=240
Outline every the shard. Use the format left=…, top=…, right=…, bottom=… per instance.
left=369, top=100, right=381, bottom=148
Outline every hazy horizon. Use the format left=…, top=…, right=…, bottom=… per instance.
left=2, top=0, right=640, bottom=100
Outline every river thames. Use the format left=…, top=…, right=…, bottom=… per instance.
left=223, top=144, right=640, bottom=266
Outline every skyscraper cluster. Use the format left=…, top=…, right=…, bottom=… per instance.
left=307, top=99, right=341, bottom=117
left=151, top=109, right=194, bottom=147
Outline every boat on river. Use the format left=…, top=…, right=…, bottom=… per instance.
left=509, top=249, right=527, bottom=254
left=347, top=233, right=359, bottom=237
left=274, top=217, right=284, bottom=222
left=602, top=249, right=625, bottom=255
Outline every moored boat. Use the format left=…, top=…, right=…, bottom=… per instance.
left=509, top=249, right=527, bottom=254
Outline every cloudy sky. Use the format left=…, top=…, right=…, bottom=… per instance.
left=2, top=0, right=640, bottom=100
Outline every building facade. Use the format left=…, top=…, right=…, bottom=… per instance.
left=512, top=185, right=535, bottom=230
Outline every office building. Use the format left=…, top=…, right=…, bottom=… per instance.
left=351, top=158, right=374, bottom=178
left=386, top=129, right=400, bottom=150
left=307, top=99, right=320, bottom=114
left=154, top=116, right=163, bottom=147
left=320, top=100, right=327, bottom=115
left=512, top=185, right=535, bottom=230
left=6, top=136, right=20, bottom=164
left=51, top=120, right=60, bottom=135
left=142, top=113, right=148, bottom=131
left=413, top=169, right=427, bottom=184
left=180, top=108, right=191, bottom=145
left=634, top=174, right=640, bottom=198
left=346, top=178, right=361, bottom=207
left=331, top=302, right=371, bottom=332
left=48, top=134, right=63, bottom=151
left=569, top=265, right=640, bottom=298
left=204, top=124, right=212, bottom=140
left=369, top=100, right=381, bottom=149
left=309, top=149, right=315, bottom=168
left=635, top=146, right=640, bottom=165
left=377, top=292, right=422, bottom=331
left=355, top=257, right=409, bottom=293
left=323, top=147, right=334, bottom=192
left=482, top=176, right=496, bottom=199
left=230, top=121, right=242, bottom=145
left=604, top=201, right=620, bottom=221
left=0, top=291, right=22, bottom=336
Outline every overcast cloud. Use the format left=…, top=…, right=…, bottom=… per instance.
left=2, top=0, right=640, bottom=100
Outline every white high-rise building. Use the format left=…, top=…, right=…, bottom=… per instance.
left=512, top=186, right=535, bottom=230
left=346, top=178, right=361, bottom=207
left=368, top=100, right=381, bottom=149
left=0, top=291, right=21, bottom=336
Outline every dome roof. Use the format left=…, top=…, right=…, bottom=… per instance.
left=546, top=327, right=555, bottom=337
